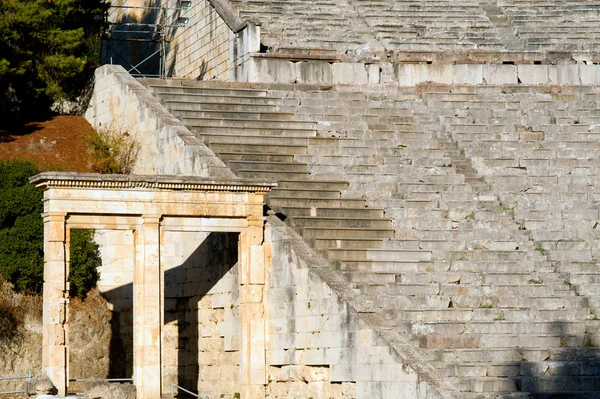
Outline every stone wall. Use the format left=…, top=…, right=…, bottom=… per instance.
left=93, top=228, right=241, bottom=398
left=162, top=230, right=240, bottom=399
left=263, top=216, right=450, bottom=399
left=85, top=67, right=455, bottom=398
left=94, top=230, right=135, bottom=378
left=85, top=65, right=235, bottom=178
left=164, top=0, right=231, bottom=80
left=250, top=58, right=600, bottom=86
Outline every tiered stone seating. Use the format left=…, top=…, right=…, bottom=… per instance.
left=143, top=81, right=599, bottom=398
left=230, top=0, right=508, bottom=53
left=228, top=0, right=600, bottom=54
left=498, top=0, right=600, bottom=51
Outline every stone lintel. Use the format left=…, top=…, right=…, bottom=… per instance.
left=30, top=172, right=276, bottom=194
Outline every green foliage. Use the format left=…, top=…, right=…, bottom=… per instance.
left=0, top=0, right=109, bottom=123
left=69, top=229, right=100, bottom=299
left=0, top=159, right=45, bottom=293
left=0, top=159, right=99, bottom=297
left=89, top=129, right=140, bottom=174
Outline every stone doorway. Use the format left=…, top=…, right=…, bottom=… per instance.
left=31, top=173, right=274, bottom=399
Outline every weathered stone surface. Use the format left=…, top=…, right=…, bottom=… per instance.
left=33, top=378, right=56, bottom=395
left=86, top=381, right=136, bottom=399
left=84, top=64, right=600, bottom=399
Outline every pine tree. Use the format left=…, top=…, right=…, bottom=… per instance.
left=0, top=0, right=108, bottom=122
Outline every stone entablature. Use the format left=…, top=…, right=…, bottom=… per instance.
left=31, top=172, right=276, bottom=399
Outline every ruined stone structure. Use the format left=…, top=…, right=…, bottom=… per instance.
left=32, top=173, right=275, bottom=398
left=38, top=0, right=600, bottom=398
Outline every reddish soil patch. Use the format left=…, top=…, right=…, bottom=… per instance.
left=0, top=116, right=96, bottom=172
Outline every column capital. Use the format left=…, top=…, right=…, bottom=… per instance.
left=142, top=214, right=162, bottom=225
left=42, top=212, right=67, bottom=222
left=246, top=215, right=263, bottom=227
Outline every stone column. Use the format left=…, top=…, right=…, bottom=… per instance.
left=133, top=216, right=162, bottom=399
left=42, top=212, right=68, bottom=396
left=239, top=215, right=266, bottom=399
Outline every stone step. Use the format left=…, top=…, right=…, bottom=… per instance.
left=190, top=126, right=317, bottom=137
left=237, top=169, right=311, bottom=179
left=179, top=116, right=316, bottom=130
left=289, top=216, right=393, bottom=229
left=201, top=134, right=315, bottom=146
left=401, top=320, right=600, bottom=335
left=228, top=160, right=308, bottom=173
left=269, top=197, right=366, bottom=208
left=269, top=188, right=342, bottom=199
left=301, top=226, right=395, bottom=240
left=277, top=206, right=384, bottom=218
left=216, top=152, right=295, bottom=163
left=163, top=100, right=280, bottom=112
left=170, top=108, right=294, bottom=121
left=389, top=307, right=594, bottom=323
left=314, top=237, right=385, bottom=250
left=338, top=260, right=435, bottom=274
left=421, top=347, right=600, bottom=364
left=208, top=142, right=307, bottom=155
left=328, top=248, right=432, bottom=262
left=149, top=85, right=269, bottom=97
left=277, top=179, right=349, bottom=191
left=155, top=92, right=279, bottom=104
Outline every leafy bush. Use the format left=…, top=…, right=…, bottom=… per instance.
left=0, top=159, right=99, bottom=297
left=89, top=129, right=140, bottom=174
left=0, top=159, right=45, bottom=293
left=69, top=229, right=100, bottom=299
left=0, top=0, right=109, bottom=123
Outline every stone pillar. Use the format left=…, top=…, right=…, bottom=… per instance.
left=42, top=212, right=68, bottom=396
left=239, top=215, right=266, bottom=399
left=133, top=216, right=162, bottom=399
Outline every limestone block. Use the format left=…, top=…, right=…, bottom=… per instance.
left=249, top=245, right=265, bottom=284
left=549, top=65, right=580, bottom=85
left=453, top=64, right=483, bottom=84
left=331, top=364, right=355, bottom=382
left=301, top=348, right=329, bottom=365
left=367, top=64, right=380, bottom=85
left=580, top=65, right=600, bottom=84
left=296, top=62, right=333, bottom=85
left=332, top=63, right=369, bottom=85
left=517, top=65, right=549, bottom=84
left=397, top=63, right=452, bottom=85
left=44, top=220, right=65, bottom=242
left=483, top=64, right=518, bottom=84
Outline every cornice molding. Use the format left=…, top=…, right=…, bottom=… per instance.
left=30, top=172, right=276, bottom=194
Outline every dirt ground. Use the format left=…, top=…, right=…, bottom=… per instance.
left=0, top=116, right=96, bottom=172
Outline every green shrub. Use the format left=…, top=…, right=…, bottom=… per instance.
left=88, top=128, right=140, bottom=174
left=69, top=229, right=100, bottom=299
left=0, top=159, right=99, bottom=297
left=0, top=159, right=45, bottom=294
left=0, top=0, right=109, bottom=123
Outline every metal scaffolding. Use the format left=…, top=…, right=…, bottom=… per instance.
left=101, top=1, right=191, bottom=78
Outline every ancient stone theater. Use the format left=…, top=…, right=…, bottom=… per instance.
left=37, top=0, right=600, bottom=397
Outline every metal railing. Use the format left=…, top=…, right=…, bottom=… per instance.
left=0, top=370, right=32, bottom=395
left=171, top=384, right=207, bottom=399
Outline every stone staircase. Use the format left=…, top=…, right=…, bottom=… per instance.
left=230, top=0, right=509, bottom=54
left=498, top=0, right=600, bottom=52
left=228, top=0, right=600, bottom=55
left=142, top=80, right=600, bottom=398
